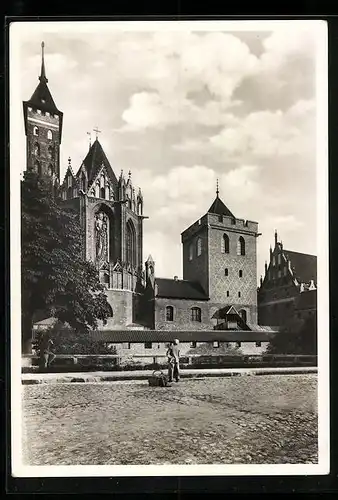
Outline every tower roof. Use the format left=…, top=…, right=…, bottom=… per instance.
left=208, top=194, right=235, bottom=218
left=79, top=138, right=118, bottom=189
left=24, top=42, right=61, bottom=115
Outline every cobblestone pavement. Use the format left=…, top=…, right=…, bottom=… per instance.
left=22, top=374, right=318, bottom=466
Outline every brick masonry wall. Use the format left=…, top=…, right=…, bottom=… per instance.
left=104, top=289, right=134, bottom=327
left=26, top=108, right=60, bottom=180
left=182, top=223, right=209, bottom=296
left=108, top=341, right=269, bottom=365
left=258, top=248, right=300, bottom=326
left=208, top=214, right=258, bottom=323
left=155, top=298, right=212, bottom=330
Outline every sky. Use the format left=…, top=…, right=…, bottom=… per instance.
left=10, top=21, right=324, bottom=283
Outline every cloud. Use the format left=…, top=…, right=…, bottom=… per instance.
left=209, top=99, right=315, bottom=160
left=13, top=24, right=319, bottom=281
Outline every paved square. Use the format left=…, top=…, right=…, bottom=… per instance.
left=22, top=374, right=317, bottom=465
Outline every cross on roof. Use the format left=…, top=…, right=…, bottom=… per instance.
left=93, top=126, right=101, bottom=139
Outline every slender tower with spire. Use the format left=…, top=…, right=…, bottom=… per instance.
left=23, top=41, right=63, bottom=185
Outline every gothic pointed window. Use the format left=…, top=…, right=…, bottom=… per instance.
left=237, top=236, right=245, bottom=256
left=81, top=173, right=86, bottom=192
left=47, top=130, right=53, bottom=140
left=34, top=143, right=40, bottom=156
left=100, top=186, right=105, bottom=199
left=221, top=233, right=229, bottom=253
left=196, top=237, right=202, bottom=257
left=189, top=243, right=193, bottom=261
left=126, top=221, right=136, bottom=267
left=33, top=126, right=39, bottom=136
left=48, top=145, right=54, bottom=160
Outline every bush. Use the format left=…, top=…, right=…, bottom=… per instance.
left=33, top=324, right=117, bottom=356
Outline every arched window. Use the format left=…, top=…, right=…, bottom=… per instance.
left=126, top=221, right=136, bottom=267
left=48, top=145, right=54, bottom=160
left=196, top=237, right=202, bottom=257
left=34, top=142, right=40, bottom=156
left=100, top=186, right=105, bottom=198
left=239, top=309, right=247, bottom=323
left=237, top=236, right=245, bottom=256
left=47, top=130, right=53, bottom=140
left=33, top=126, right=39, bottom=136
left=48, top=164, right=53, bottom=176
left=81, top=173, right=86, bottom=192
left=191, top=307, right=201, bottom=322
left=239, top=270, right=243, bottom=278
left=189, top=243, right=193, bottom=261
left=224, top=268, right=228, bottom=276
left=221, top=233, right=229, bottom=253
left=67, top=186, right=72, bottom=199
left=166, top=306, right=174, bottom=322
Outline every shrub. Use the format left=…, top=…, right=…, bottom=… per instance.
left=33, top=324, right=117, bottom=356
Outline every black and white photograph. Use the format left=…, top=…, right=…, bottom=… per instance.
left=10, top=20, right=329, bottom=477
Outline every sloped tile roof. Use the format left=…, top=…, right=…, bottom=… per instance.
left=78, top=139, right=118, bottom=191
left=91, top=329, right=275, bottom=343
left=155, top=278, right=208, bottom=300
left=208, top=195, right=235, bottom=218
left=283, top=249, right=317, bottom=284
left=25, top=81, right=61, bottom=114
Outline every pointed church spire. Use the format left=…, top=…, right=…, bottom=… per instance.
left=39, top=41, right=48, bottom=84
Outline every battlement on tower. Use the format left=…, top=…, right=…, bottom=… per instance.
left=181, top=213, right=259, bottom=243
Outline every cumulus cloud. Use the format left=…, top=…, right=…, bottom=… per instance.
left=13, top=23, right=320, bottom=281
left=209, top=99, right=315, bottom=160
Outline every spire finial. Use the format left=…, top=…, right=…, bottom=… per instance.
left=68, top=157, right=71, bottom=167
left=128, top=170, right=131, bottom=179
left=39, top=41, right=48, bottom=83
left=216, top=178, right=219, bottom=197
left=93, top=127, right=101, bottom=140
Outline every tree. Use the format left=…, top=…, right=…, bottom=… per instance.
left=267, top=312, right=317, bottom=355
left=21, top=172, right=111, bottom=353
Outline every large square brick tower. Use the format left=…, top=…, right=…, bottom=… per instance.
left=181, top=185, right=260, bottom=324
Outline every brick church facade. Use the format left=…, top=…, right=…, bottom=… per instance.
left=24, top=43, right=274, bottom=342
left=257, top=231, right=317, bottom=327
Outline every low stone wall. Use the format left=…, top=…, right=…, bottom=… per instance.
left=22, top=353, right=318, bottom=373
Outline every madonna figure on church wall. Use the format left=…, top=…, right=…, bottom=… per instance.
left=95, top=211, right=108, bottom=263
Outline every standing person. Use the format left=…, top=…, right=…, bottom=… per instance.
left=166, top=339, right=180, bottom=382
left=40, top=334, right=56, bottom=369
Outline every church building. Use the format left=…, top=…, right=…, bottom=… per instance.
left=257, top=231, right=317, bottom=327
left=24, top=43, right=276, bottom=352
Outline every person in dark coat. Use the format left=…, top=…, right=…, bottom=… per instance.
left=166, top=339, right=180, bottom=382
